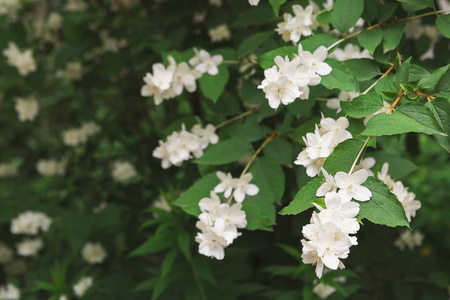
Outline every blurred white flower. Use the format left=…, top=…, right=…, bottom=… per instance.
left=326, top=91, right=359, bottom=113
left=82, top=242, right=107, bottom=264
left=0, top=163, right=19, bottom=178
left=63, top=128, right=88, bottom=146
left=16, top=238, right=43, bottom=257
left=59, top=61, right=83, bottom=80
left=73, top=276, right=93, bottom=297
left=249, top=0, right=260, bottom=5
left=189, top=49, right=223, bottom=76
left=3, top=42, right=36, bottom=76
left=209, top=0, right=222, bottom=7
left=313, top=282, right=336, bottom=299
left=111, top=161, right=137, bottom=182
left=11, top=211, right=52, bottom=235
left=395, top=230, right=424, bottom=250
left=0, top=0, right=22, bottom=21
left=36, top=159, right=66, bottom=176
left=231, top=173, right=259, bottom=203
left=0, top=243, right=13, bottom=264
left=15, top=97, right=39, bottom=122
left=335, top=169, right=372, bottom=202
left=208, top=24, right=231, bottom=43
left=329, top=44, right=372, bottom=61
left=47, top=12, right=63, bottom=31
left=65, top=0, right=87, bottom=12
left=0, top=283, right=20, bottom=300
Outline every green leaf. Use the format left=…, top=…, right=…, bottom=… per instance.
left=289, top=117, right=321, bottom=144
left=238, top=31, right=273, bottom=57
left=199, top=65, right=229, bottom=103
left=409, top=64, right=430, bottom=82
left=129, top=234, right=175, bottom=257
left=426, top=98, right=450, bottom=153
left=177, top=231, right=192, bottom=262
left=358, top=28, right=383, bottom=54
left=269, top=0, right=287, bottom=16
left=330, top=0, right=364, bottom=33
left=323, top=139, right=365, bottom=174
left=242, top=203, right=275, bottom=230
left=279, top=177, right=323, bottom=215
left=418, top=65, right=449, bottom=89
left=160, top=249, right=179, bottom=279
left=257, top=46, right=297, bottom=69
left=397, top=0, right=434, bottom=12
left=361, top=106, right=445, bottom=136
left=301, top=34, right=340, bottom=52
left=343, top=58, right=381, bottom=81
left=362, top=0, right=380, bottom=22
left=382, top=22, right=406, bottom=53
left=233, top=6, right=274, bottom=27
left=194, top=138, right=254, bottom=165
left=341, top=93, right=384, bottom=118
left=436, top=68, right=450, bottom=94
left=436, top=15, right=450, bottom=38
left=371, top=151, right=417, bottom=179
left=359, top=177, right=410, bottom=228
left=263, top=138, right=293, bottom=166
left=221, top=119, right=265, bottom=142
left=316, top=10, right=331, bottom=25
left=393, top=57, right=411, bottom=88
left=173, top=173, right=219, bottom=216
left=398, top=103, right=446, bottom=134
left=321, top=59, right=359, bottom=92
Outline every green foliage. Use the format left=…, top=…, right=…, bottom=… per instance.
left=341, top=93, right=384, bottom=118
left=330, top=0, right=364, bottom=33
left=436, top=15, right=450, bottom=38
left=199, top=65, right=230, bottom=103
left=194, top=138, right=254, bottom=165
left=279, top=177, right=323, bottom=215
left=321, top=59, right=359, bottom=92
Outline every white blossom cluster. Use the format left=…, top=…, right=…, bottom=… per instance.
left=11, top=211, right=52, bottom=235
left=153, top=123, right=218, bottom=169
left=248, top=0, right=260, bottom=5
left=258, top=45, right=331, bottom=109
left=63, top=121, right=101, bottom=147
left=73, top=276, right=93, bottom=297
left=0, top=163, right=19, bottom=178
left=111, top=161, right=137, bottom=182
left=0, top=0, right=22, bottom=21
left=195, top=191, right=248, bottom=260
left=141, top=50, right=223, bottom=105
left=36, top=159, right=67, bottom=176
left=377, top=163, right=421, bottom=222
left=0, top=243, right=13, bottom=264
left=57, top=61, right=83, bottom=80
left=100, top=31, right=128, bottom=53
left=328, top=44, right=372, bottom=61
left=213, top=171, right=259, bottom=203
left=301, top=168, right=372, bottom=278
left=276, top=4, right=317, bottom=44
left=394, top=230, right=424, bottom=250
left=15, top=96, right=39, bottom=122
left=2, top=42, right=37, bottom=76
left=16, top=238, right=43, bottom=257
left=208, top=24, right=231, bottom=43
left=81, top=242, right=107, bottom=264
left=65, top=0, right=87, bottom=12
left=295, top=116, right=352, bottom=177
left=0, top=283, right=20, bottom=300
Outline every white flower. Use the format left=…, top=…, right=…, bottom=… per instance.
left=297, top=46, right=332, bottom=76
left=214, top=171, right=235, bottom=198
left=216, top=203, right=247, bottom=229
left=0, top=0, right=22, bottom=21
left=81, top=121, right=101, bottom=136
left=82, top=242, right=107, bottom=264
left=36, top=159, right=66, bottom=176
left=3, top=42, right=36, bottom=76
left=0, top=244, right=13, bottom=264
left=63, top=128, right=88, bottom=146
left=150, top=63, right=175, bottom=91
left=209, top=0, right=222, bottom=7
left=394, top=230, right=424, bottom=250
left=353, top=157, right=376, bottom=176
left=191, top=49, right=223, bottom=76
left=231, top=173, right=259, bottom=203
left=195, top=230, right=227, bottom=260
left=0, top=283, right=20, bottom=300
left=316, top=168, right=336, bottom=197
left=304, top=126, right=334, bottom=160
left=168, top=57, right=198, bottom=95
left=319, top=116, right=352, bottom=146
left=11, top=211, right=52, bottom=235
left=199, top=191, right=222, bottom=215
left=208, top=24, right=231, bottom=43
left=191, top=124, right=219, bottom=148
left=248, top=0, right=260, bottom=5
left=377, top=163, right=395, bottom=189
left=0, top=163, right=19, bottom=178
left=15, top=97, right=39, bottom=121
left=318, top=192, right=360, bottom=236
left=58, top=295, right=68, bottom=300
left=259, top=73, right=301, bottom=109
left=153, top=196, right=172, bottom=214
left=141, top=73, right=166, bottom=105
left=328, top=43, right=372, bottom=61
left=65, top=0, right=87, bottom=12
left=16, top=238, right=43, bottom=257
left=275, top=4, right=315, bottom=43
left=47, top=12, right=63, bottom=31
left=335, top=169, right=372, bottom=202
left=326, top=91, right=359, bottom=113
left=153, top=141, right=172, bottom=169
left=111, top=161, right=137, bottom=182
left=100, top=31, right=127, bottom=53
left=73, top=276, right=93, bottom=297
left=60, top=61, right=83, bottom=80
left=313, top=282, right=336, bottom=299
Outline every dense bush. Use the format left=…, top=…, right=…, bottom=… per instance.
left=0, top=0, right=449, bottom=299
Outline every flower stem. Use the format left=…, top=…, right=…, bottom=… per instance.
left=413, top=91, right=435, bottom=99
left=226, top=132, right=277, bottom=205
left=326, top=10, right=450, bottom=51
left=386, top=91, right=404, bottom=114
left=362, top=64, right=395, bottom=95
left=215, top=110, right=254, bottom=129
left=222, top=60, right=241, bottom=64
left=349, top=136, right=372, bottom=175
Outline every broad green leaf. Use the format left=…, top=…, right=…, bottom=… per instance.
left=436, top=15, right=450, bottom=38
left=323, top=139, right=365, bottom=174
left=398, top=103, right=446, bottom=135
left=343, top=58, right=381, bottom=81
left=286, top=96, right=316, bottom=117
left=409, top=64, right=430, bottom=82
left=370, top=151, right=417, bottom=179
left=378, top=3, right=399, bottom=23
left=330, top=0, right=364, bottom=33
left=269, top=0, right=287, bottom=16
left=242, top=203, right=275, bottom=231
left=382, top=22, right=406, bottom=53
left=316, top=10, right=331, bottom=25
left=263, top=138, right=293, bottom=166
left=397, top=0, right=434, bottom=12
left=358, top=28, right=383, bottom=54
left=129, top=234, right=175, bottom=257
left=233, top=6, right=274, bottom=27
left=301, top=34, right=339, bottom=52
left=362, top=0, right=380, bottom=22
left=426, top=98, right=450, bottom=153
left=133, top=277, right=157, bottom=292
left=221, top=119, right=265, bottom=142
left=194, top=138, right=254, bottom=165
left=289, top=117, right=321, bottom=144
left=418, top=65, right=449, bottom=89
left=177, top=231, right=192, bottom=261
left=238, top=31, right=273, bottom=57
left=361, top=107, right=445, bottom=136
left=393, top=57, right=411, bottom=88
left=359, top=177, right=410, bottom=228
left=173, top=173, right=219, bottom=216
left=198, top=65, right=229, bottom=103
left=436, top=68, right=450, bottom=94
left=321, top=59, right=359, bottom=92
left=279, top=177, right=323, bottom=215
left=160, top=249, right=179, bottom=279
left=341, top=93, right=384, bottom=118
left=257, top=46, right=297, bottom=69
left=241, top=79, right=265, bottom=105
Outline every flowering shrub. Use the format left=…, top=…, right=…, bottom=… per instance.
left=0, top=0, right=450, bottom=299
